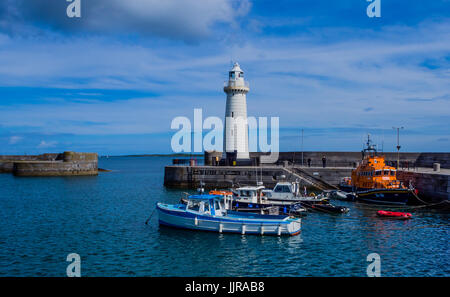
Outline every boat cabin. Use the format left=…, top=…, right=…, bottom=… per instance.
left=234, top=186, right=265, bottom=203
left=261, top=181, right=302, bottom=199
left=209, top=190, right=234, bottom=210
left=185, top=195, right=226, bottom=216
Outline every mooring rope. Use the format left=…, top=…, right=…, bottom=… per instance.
left=145, top=207, right=157, bottom=225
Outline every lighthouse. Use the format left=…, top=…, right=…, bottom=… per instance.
left=223, top=62, right=250, bottom=161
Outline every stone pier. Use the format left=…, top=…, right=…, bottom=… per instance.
left=0, top=152, right=98, bottom=176
left=165, top=151, right=450, bottom=202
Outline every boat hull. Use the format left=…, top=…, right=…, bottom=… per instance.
left=157, top=204, right=301, bottom=236
left=232, top=200, right=308, bottom=216
left=299, top=201, right=350, bottom=214
left=356, top=188, right=416, bottom=205
left=232, top=200, right=348, bottom=214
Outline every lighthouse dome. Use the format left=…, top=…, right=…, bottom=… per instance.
left=229, top=62, right=244, bottom=80
left=231, top=62, right=242, bottom=72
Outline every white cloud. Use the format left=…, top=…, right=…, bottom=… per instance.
left=37, top=140, right=58, bottom=148
left=8, top=135, right=22, bottom=144
left=0, top=19, right=448, bottom=151
left=1, top=0, right=251, bottom=42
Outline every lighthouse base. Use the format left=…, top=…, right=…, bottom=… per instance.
left=222, top=151, right=253, bottom=166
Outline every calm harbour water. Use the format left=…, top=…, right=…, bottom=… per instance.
left=0, top=156, right=448, bottom=277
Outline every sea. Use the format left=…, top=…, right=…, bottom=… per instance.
left=0, top=156, right=448, bottom=276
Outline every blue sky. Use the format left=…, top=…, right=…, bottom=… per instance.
left=0, top=0, right=449, bottom=155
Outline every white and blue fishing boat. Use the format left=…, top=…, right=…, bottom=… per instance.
left=157, top=194, right=301, bottom=236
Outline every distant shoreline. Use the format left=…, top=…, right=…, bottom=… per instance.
left=101, top=153, right=204, bottom=158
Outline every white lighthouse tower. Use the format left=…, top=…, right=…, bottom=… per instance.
left=223, top=62, right=250, bottom=161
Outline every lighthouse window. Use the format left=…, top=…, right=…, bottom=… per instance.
left=230, top=72, right=235, bottom=79
left=231, top=112, right=234, bottom=118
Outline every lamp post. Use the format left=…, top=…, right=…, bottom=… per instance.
left=301, top=129, right=304, bottom=167
left=392, top=127, right=404, bottom=169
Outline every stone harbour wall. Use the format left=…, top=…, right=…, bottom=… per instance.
left=0, top=152, right=98, bottom=176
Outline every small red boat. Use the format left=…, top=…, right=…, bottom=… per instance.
left=377, top=210, right=412, bottom=219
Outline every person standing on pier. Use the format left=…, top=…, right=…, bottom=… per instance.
left=307, top=158, right=311, bottom=167
left=322, top=156, right=326, bottom=168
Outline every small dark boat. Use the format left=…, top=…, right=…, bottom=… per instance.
left=376, top=210, right=412, bottom=219
left=326, top=190, right=356, bottom=202
left=232, top=200, right=308, bottom=217
left=300, top=200, right=350, bottom=214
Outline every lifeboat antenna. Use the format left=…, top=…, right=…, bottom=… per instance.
left=362, top=134, right=377, bottom=159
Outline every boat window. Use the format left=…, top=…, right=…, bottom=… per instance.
left=375, top=170, right=381, bottom=176
left=274, top=186, right=282, bottom=192
left=384, top=170, right=389, bottom=175
left=187, top=201, right=200, bottom=211
left=275, top=185, right=291, bottom=193
left=201, top=201, right=210, bottom=212
left=214, top=200, right=221, bottom=211
left=390, top=170, right=396, bottom=176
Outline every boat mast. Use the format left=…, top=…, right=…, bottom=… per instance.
left=392, top=126, right=404, bottom=170
left=362, top=134, right=377, bottom=159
